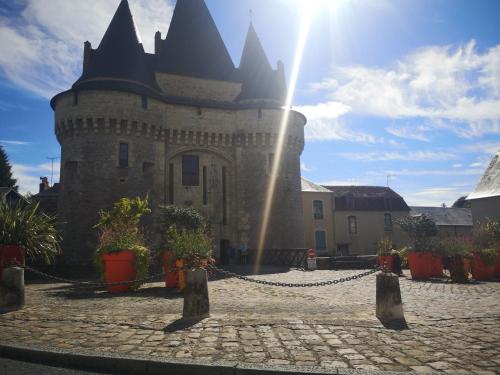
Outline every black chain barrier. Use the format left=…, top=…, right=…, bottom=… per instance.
left=5, top=261, right=380, bottom=289
left=208, top=264, right=380, bottom=288
left=16, top=263, right=167, bottom=289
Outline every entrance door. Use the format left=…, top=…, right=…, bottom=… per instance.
left=338, top=244, right=349, bottom=256
left=220, top=240, right=230, bottom=265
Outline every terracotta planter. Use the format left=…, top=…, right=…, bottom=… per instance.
left=102, top=250, right=135, bottom=293
left=471, top=254, right=495, bottom=281
left=176, top=259, right=185, bottom=290
left=408, top=251, right=433, bottom=279
left=429, top=255, right=443, bottom=278
left=378, top=255, right=393, bottom=273
left=0, top=245, right=24, bottom=280
left=494, top=249, right=500, bottom=278
left=162, top=251, right=178, bottom=288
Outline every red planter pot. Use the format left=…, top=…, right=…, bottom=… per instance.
left=429, top=255, right=443, bottom=278
left=378, top=255, right=393, bottom=273
left=163, top=251, right=178, bottom=288
left=102, top=250, right=136, bottom=293
left=408, top=251, right=433, bottom=279
left=494, top=249, right=500, bottom=278
left=0, top=245, right=25, bottom=280
left=471, top=254, right=495, bottom=281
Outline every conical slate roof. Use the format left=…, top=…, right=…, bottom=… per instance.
left=156, top=0, right=237, bottom=81
left=467, top=151, right=500, bottom=200
left=237, top=24, right=286, bottom=103
left=74, top=0, right=158, bottom=91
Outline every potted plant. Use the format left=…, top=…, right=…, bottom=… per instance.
left=94, top=196, right=151, bottom=293
left=157, top=205, right=209, bottom=289
left=167, top=226, right=214, bottom=319
left=471, top=221, right=500, bottom=281
left=398, top=214, right=439, bottom=279
left=483, top=220, right=500, bottom=278
left=0, top=197, right=60, bottom=278
left=377, top=238, right=393, bottom=272
left=440, top=236, right=472, bottom=283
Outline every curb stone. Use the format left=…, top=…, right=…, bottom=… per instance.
left=0, top=342, right=453, bottom=375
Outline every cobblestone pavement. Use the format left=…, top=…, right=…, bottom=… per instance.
left=1, top=269, right=499, bottom=374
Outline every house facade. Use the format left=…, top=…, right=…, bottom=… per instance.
left=301, top=178, right=334, bottom=255
left=467, top=151, right=500, bottom=226
left=301, top=180, right=411, bottom=255
left=51, top=0, right=306, bottom=268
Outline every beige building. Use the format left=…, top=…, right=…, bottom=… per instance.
left=302, top=179, right=410, bottom=255
left=467, top=151, right=500, bottom=226
left=51, top=0, right=306, bottom=268
left=301, top=178, right=334, bottom=255
left=410, top=206, right=472, bottom=237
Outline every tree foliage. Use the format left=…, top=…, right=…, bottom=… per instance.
left=397, top=214, right=438, bottom=252
left=0, top=146, right=18, bottom=190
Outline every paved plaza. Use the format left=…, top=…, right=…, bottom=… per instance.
left=0, top=268, right=499, bottom=374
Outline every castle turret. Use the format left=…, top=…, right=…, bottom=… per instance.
left=237, top=24, right=287, bottom=104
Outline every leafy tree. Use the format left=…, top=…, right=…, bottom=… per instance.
left=0, top=146, right=18, bottom=190
left=397, top=214, right=438, bottom=252
left=452, top=196, right=471, bottom=208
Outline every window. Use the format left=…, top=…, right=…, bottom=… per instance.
left=141, top=95, right=148, bottom=109
left=73, top=91, right=78, bottom=106
left=315, top=230, right=327, bottom=251
left=267, top=153, right=274, bottom=174
left=313, top=200, right=324, bottom=219
left=203, top=166, right=207, bottom=205
left=384, top=213, right=393, bottom=231
left=222, top=166, right=227, bottom=225
left=346, top=195, right=355, bottom=209
left=348, top=216, right=357, bottom=234
left=168, top=163, right=174, bottom=204
left=258, top=108, right=262, bottom=119
left=119, top=143, right=128, bottom=167
left=182, top=155, right=199, bottom=186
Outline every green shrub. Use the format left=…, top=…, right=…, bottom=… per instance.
left=0, top=197, right=61, bottom=264
left=377, top=238, right=393, bottom=256
left=157, top=205, right=209, bottom=249
left=398, top=214, right=438, bottom=252
left=94, top=196, right=151, bottom=287
left=167, top=226, right=213, bottom=269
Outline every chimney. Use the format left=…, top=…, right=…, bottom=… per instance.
left=83, top=41, right=91, bottom=71
left=154, top=31, right=162, bottom=54
left=39, top=177, right=49, bottom=193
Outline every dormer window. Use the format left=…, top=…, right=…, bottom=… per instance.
left=141, top=96, right=148, bottom=109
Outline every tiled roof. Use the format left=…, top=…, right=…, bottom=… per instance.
left=410, top=206, right=472, bottom=227
left=301, top=178, right=331, bottom=193
left=467, top=151, right=500, bottom=200
left=323, top=185, right=410, bottom=211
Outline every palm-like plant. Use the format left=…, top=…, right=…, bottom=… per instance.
left=0, top=197, right=61, bottom=264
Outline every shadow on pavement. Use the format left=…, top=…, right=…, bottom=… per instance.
left=164, top=317, right=205, bottom=332
left=43, top=286, right=183, bottom=300
left=379, top=318, right=409, bottom=331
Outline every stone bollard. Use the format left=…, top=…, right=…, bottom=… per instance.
left=183, top=268, right=209, bottom=319
left=376, top=272, right=404, bottom=323
left=0, top=266, right=25, bottom=310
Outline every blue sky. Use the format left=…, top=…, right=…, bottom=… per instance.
left=0, top=0, right=499, bottom=206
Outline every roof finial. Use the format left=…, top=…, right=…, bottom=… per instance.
left=249, top=8, right=253, bottom=23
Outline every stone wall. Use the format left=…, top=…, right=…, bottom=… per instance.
left=54, top=90, right=305, bottom=267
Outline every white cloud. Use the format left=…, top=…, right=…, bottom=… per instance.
left=367, top=168, right=484, bottom=177
left=300, top=161, right=314, bottom=172
left=318, top=179, right=367, bottom=186
left=0, top=0, right=173, bottom=98
left=404, top=187, right=471, bottom=207
left=0, top=140, right=30, bottom=146
left=452, top=164, right=462, bottom=168
left=12, top=161, right=61, bottom=194
left=385, top=124, right=431, bottom=142
left=309, top=40, right=500, bottom=138
left=295, top=101, right=382, bottom=143
left=339, top=151, right=457, bottom=162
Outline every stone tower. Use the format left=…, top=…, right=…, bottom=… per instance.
left=51, top=0, right=306, bottom=268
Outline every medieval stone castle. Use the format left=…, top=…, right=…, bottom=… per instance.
left=50, top=0, right=306, bottom=267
